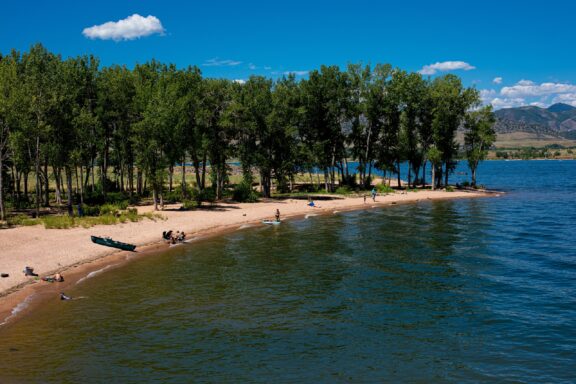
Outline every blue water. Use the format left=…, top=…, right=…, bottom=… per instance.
left=0, top=160, right=574, bottom=383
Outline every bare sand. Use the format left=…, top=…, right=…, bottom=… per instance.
left=0, top=189, right=493, bottom=325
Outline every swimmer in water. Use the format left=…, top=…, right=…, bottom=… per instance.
left=60, top=293, right=72, bottom=301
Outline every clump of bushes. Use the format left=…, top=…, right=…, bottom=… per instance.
left=376, top=184, right=394, bottom=194
left=335, top=185, right=353, bottom=195
left=232, top=181, right=259, bottom=203
left=181, top=199, right=198, bottom=210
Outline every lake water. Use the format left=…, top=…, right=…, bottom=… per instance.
left=0, top=160, right=575, bottom=383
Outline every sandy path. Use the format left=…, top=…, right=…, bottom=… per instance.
left=0, top=189, right=490, bottom=323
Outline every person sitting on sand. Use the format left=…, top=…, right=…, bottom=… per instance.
left=23, top=266, right=38, bottom=277
left=42, top=273, right=64, bottom=283
left=275, top=209, right=280, bottom=222
left=163, top=230, right=173, bottom=240
left=177, top=232, right=186, bottom=241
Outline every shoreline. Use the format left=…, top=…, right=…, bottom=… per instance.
left=0, top=189, right=496, bottom=327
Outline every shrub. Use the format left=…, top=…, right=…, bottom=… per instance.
left=181, top=199, right=198, bottom=210
left=376, top=184, right=394, bottom=194
left=164, top=189, right=183, bottom=204
left=446, top=186, right=455, bottom=192
left=335, top=186, right=353, bottom=195
left=232, top=182, right=259, bottom=202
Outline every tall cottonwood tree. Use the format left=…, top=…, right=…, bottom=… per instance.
left=464, top=105, right=496, bottom=186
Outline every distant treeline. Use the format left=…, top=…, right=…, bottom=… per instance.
left=0, top=43, right=495, bottom=220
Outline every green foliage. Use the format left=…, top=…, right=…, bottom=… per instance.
left=0, top=43, right=488, bottom=215
left=376, top=184, right=394, bottom=194
left=6, top=214, right=41, bottom=227
left=446, top=186, right=455, bottom=192
left=232, top=181, right=259, bottom=202
left=181, top=199, right=198, bottom=210
left=334, top=186, right=353, bottom=195
left=42, top=215, right=75, bottom=229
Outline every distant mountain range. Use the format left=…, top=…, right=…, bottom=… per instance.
left=494, top=103, right=576, bottom=139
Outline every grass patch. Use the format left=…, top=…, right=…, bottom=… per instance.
left=7, top=214, right=42, bottom=227
left=4, top=207, right=168, bottom=229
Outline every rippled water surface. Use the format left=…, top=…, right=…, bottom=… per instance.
left=0, top=160, right=575, bottom=383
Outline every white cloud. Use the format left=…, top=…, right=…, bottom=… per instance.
left=419, top=61, right=475, bottom=75
left=233, top=79, right=246, bottom=84
left=493, top=77, right=503, bottom=84
left=248, top=63, right=257, bottom=70
left=501, top=80, right=576, bottom=98
left=480, top=89, right=497, bottom=103
left=489, top=97, right=526, bottom=109
left=552, top=93, right=576, bottom=106
left=264, top=66, right=272, bottom=70
left=82, top=14, right=165, bottom=41
left=530, top=101, right=547, bottom=108
left=203, top=58, right=243, bottom=67
left=283, top=70, right=308, bottom=76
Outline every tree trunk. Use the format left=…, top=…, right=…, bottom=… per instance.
left=15, top=169, right=21, bottom=202
left=201, top=152, right=207, bottom=190
left=168, top=165, right=174, bottom=193
left=193, top=158, right=201, bottom=190
left=54, top=167, right=62, bottom=205
left=128, top=164, right=134, bottom=199
left=79, top=166, right=84, bottom=204
left=397, top=159, right=401, bottom=189
left=137, top=168, right=143, bottom=195
left=471, top=166, right=477, bottom=187
left=0, top=154, right=5, bottom=221
left=65, top=166, right=74, bottom=216
left=444, top=162, right=449, bottom=188
left=431, top=164, right=436, bottom=191
left=43, top=157, right=49, bottom=207
left=152, top=186, right=158, bottom=211
left=75, top=167, right=80, bottom=196
left=422, top=160, right=427, bottom=188
left=34, top=136, right=40, bottom=217
left=24, top=171, right=29, bottom=200
left=181, top=160, right=187, bottom=197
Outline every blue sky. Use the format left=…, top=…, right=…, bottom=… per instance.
left=1, top=0, right=576, bottom=109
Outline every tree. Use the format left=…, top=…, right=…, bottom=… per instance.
left=464, top=105, right=496, bottom=186
left=300, top=66, right=349, bottom=192
left=0, top=52, right=21, bottom=220
left=22, top=44, right=60, bottom=216
left=430, top=75, right=478, bottom=188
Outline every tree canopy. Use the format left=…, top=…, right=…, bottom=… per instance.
left=0, top=44, right=491, bottom=218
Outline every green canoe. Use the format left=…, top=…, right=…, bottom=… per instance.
left=91, top=235, right=136, bottom=251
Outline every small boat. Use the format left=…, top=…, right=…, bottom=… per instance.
left=262, top=220, right=281, bottom=225
left=91, top=236, right=136, bottom=251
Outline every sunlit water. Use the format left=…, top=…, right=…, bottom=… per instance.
left=0, top=161, right=575, bottom=383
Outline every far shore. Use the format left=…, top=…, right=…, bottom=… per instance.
left=0, top=189, right=496, bottom=326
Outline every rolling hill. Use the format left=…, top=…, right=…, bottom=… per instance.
left=492, top=103, right=576, bottom=146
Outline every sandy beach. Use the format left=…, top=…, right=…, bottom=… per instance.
left=0, top=189, right=492, bottom=325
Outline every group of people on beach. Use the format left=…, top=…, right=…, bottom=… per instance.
left=162, top=230, right=186, bottom=244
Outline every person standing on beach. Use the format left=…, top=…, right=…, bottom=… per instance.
left=371, top=187, right=377, bottom=202
left=275, top=209, right=280, bottom=222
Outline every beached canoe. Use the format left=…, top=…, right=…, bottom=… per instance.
left=91, top=236, right=136, bottom=251
left=262, top=220, right=281, bottom=225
